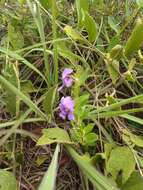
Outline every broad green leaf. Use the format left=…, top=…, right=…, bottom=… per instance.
left=8, top=24, right=24, bottom=50
left=38, top=144, right=60, bottom=190
left=0, top=170, right=17, bottom=190
left=105, top=59, right=119, bottom=84
left=106, top=146, right=135, bottom=184
left=136, top=0, right=143, bottom=8
left=64, top=25, right=83, bottom=42
left=75, top=0, right=89, bottom=28
left=125, top=18, right=143, bottom=57
left=104, top=143, right=115, bottom=161
left=37, top=128, right=73, bottom=145
left=84, top=123, right=94, bottom=134
left=2, top=64, right=18, bottom=115
left=84, top=133, right=98, bottom=146
left=43, top=85, right=57, bottom=116
left=122, top=172, right=143, bottom=190
left=108, top=17, right=120, bottom=34
left=65, top=145, right=118, bottom=190
left=83, top=11, right=97, bottom=42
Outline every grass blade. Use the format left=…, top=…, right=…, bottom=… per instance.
left=38, top=144, right=60, bottom=190
left=0, top=75, right=47, bottom=120
left=65, top=145, right=118, bottom=190
left=0, top=47, right=47, bottom=83
left=27, top=0, right=50, bottom=86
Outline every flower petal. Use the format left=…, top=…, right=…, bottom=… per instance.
left=63, top=77, right=73, bottom=87
left=68, top=112, right=74, bottom=121
left=59, top=112, right=66, bottom=120
left=62, top=68, right=73, bottom=79
left=59, top=96, right=75, bottom=121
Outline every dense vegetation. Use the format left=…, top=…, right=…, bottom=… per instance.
left=1, top=0, right=143, bottom=189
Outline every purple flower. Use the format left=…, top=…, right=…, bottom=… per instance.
left=59, top=96, right=75, bottom=121
left=62, top=68, right=73, bottom=88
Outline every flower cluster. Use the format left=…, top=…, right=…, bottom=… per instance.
left=59, top=96, right=74, bottom=121
left=59, top=68, right=74, bottom=121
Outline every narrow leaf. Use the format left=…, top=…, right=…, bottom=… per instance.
left=125, top=18, right=143, bottom=57
left=83, top=11, right=97, bottom=42
left=0, top=75, right=47, bottom=120
left=76, top=0, right=89, bottom=28
left=38, top=144, right=60, bottom=190
left=43, top=85, right=57, bottom=116
left=65, top=145, right=118, bottom=190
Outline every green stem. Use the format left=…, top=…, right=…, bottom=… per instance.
left=52, top=0, right=58, bottom=84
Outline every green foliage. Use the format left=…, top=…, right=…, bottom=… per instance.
left=1, top=0, right=143, bottom=189
left=18, top=0, right=25, bottom=5
left=8, top=24, right=24, bottom=50
left=83, top=131, right=98, bottom=147
left=39, top=0, right=52, bottom=9
left=108, top=17, right=120, bottom=34
left=105, top=58, right=119, bottom=84
left=38, top=144, right=60, bottom=190
left=75, top=0, right=90, bottom=28
left=2, top=64, right=18, bottom=115
left=0, top=75, right=47, bottom=119
left=125, top=18, right=143, bottom=57
left=0, top=170, right=17, bottom=190
left=106, top=146, right=135, bottom=184
left=109, top=45, right=123, bottom=60
left=83, top=11, right=97, bottom=42
left=43, top=85, right=57, bottom=116
left=91, top=0, right=104, bottom=9
left=71, top=123, right=98, bottom=147
left=64, top=25, right=83, bottom=42
left=66, top=145, right=118, bottom=190
left=122, top=172, right=143, bottom=190
left=136, top=0, right=143, bottom=8
left=74, top=93, right=90, bottom=121
left=37, top=128, right=73, bottom=145
left=122, top=129, right=143, bottom=148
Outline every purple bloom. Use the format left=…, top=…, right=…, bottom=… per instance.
left=59, top=96, right=75, bottom=121
left=62, top=68, right=73, bottom=88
